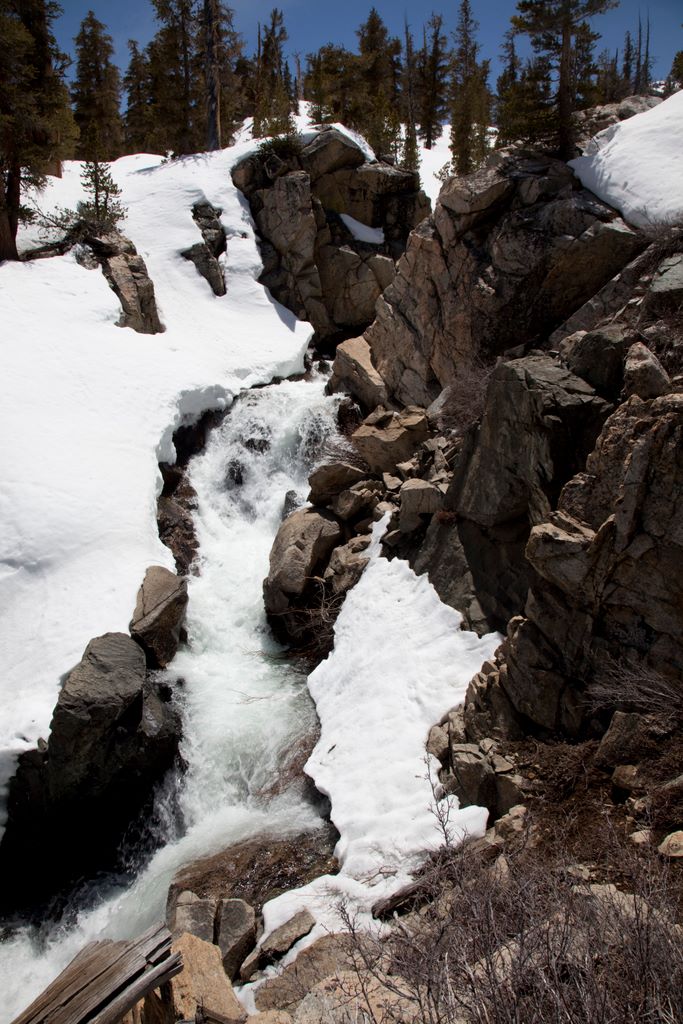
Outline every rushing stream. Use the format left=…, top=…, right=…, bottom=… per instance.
left=0, top=372, right=341, bottom=1021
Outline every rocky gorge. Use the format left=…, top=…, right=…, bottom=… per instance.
left=3, top=104, right=683, bottom=1023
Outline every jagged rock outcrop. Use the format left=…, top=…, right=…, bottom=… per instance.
left=89, top=231, right=164, bottom=334
left=412, top=355, right=612, bottom=633
left=0, top=633, right=180, bottom=912
left=231, top=129, right=429, bottom=340
left=466, top=393, right=683, bottom=739
left=181, top=201, right=228, bottom=297
left=350, top=151, right=643, bottom=408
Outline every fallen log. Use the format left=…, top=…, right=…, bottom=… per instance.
left=11, top=922, right=182, bottom=1024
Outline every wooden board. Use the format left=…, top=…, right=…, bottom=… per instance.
left=11, top=922, right=183, bottom=1024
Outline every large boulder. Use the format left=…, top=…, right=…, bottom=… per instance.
left=362, top=151, right=644, bottom=407
left=299, top=128, right=365, bottom=179
left=263, top=508, right=343, bottom=631
left=351, top=407, right=430, bottom=473
left=254, top=171, right=330, bottom=334
left=0, top=633, right=180, bottom=912
left=130, top=565, right=188, bottom=668
left=328, top=336, right=389, bottom=411
left=143, top=932, right=247, bottom=1024
left=307, top=461, right=369, bottom=506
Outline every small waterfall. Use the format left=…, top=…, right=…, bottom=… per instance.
left=0, top=373, right=341, bottom=1021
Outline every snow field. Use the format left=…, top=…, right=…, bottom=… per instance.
left=1, top=140, right=312, bottom=821
left=570, top=90, right=683, bottom=228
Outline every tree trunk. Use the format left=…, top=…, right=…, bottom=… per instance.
left=0, top=164, right=21, bottom=262
left=558, top=20, right=574, bottom=161
left=205, top=0, right=221, bottom=150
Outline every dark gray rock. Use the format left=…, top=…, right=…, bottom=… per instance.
left=217, top=898, right=257, bottom=980
left=453, top=356, right=612, bottom=530
left=181, top=242, right=226, bottom=296
left=157, top=496, right=198, bottom=575
left=564, top=325, right=632, bottom=400
left=130, top=565, right=188, bottom=668
left=169, top=890, right=217, bottom=942
left=0, top=633, right=180, bottom=913
left=644, top=254, right=683, bottom=318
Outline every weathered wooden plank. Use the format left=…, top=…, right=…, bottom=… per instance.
left=89, top=952, right=183, bottom=1024
left=10, top=923, right=182, bottom=1024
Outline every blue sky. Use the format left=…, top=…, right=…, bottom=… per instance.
left=54, top=0, right=682, bottom=86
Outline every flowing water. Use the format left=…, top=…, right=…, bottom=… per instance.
left=0, top=373, right=342, bottom=1021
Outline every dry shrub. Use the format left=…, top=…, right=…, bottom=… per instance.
left=277, top=579, right=347, bottom=667
left=439, top=358, right=495, bottom=435
left=339, top=835, right=683, bottom=1024
left=317, top=436, right=372, bottom=474
left=586, top=656, right=683, bottom=728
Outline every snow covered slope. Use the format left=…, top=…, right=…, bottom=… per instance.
left=0, top=143, right=312, bottom=818
left=570, top=90, right=683, bottom=227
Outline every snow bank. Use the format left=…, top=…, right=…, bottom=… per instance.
left=570, top=90, right=683, bottom=228
left=339, top=213, right=385, bottom=244
left=0, top=141, right=311, bottom=819
left=238, top=520, right=499, bottom=1006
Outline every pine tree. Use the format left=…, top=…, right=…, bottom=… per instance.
left=513, top=0, right=618, bottom=160
left=622, top=30, right=634, bottom=92
left=199, top=0, right=242, bottom=150
left=78, top=158, right=125, bottom=232
left=633, top=15, right=643, bottom=93
left=594, top=48, right=621, bottom=103
left=150, top=0, right=199, bottom=154
left=449, top=0, right=491, bottom=175
left=401, top=19, right=420, bottom=172
left=671, top=50, right=683, bottom=87
left=572, top=20, right=599, bottom=109
left=123, top=41, right=153, bottom=153
left=0, top=0, right=77, bottom=260
left=304, top=45, right=355, bottom=125
left=417, top=14, right=449, bottom=149
left=253, top=8, right=294, bottom=137
left=71, top=11, right=123, bottom=160
left=354, top=8, right=402, bottom=156
left=495, top=29, right=521, bottom=143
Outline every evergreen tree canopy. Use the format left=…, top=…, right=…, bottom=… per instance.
left=71, top=10, right=122, bottom=160
left=449, top=0, right=491, bottom=175
left=401, top=19, right=420, bottom=172
left=199, top=0, right=242, bottom=150
left=123, top=40, right=153, bottom=154
left=304, top=44, right=355, bottom=125
left=0, top=0, right=76, bottom=261
left=149, top=0, right=199, bottom=154
left=417, top=14, right=449, bottom=149
left=354, top=7, right=401, bottom=156
left=254, top=8, right=294, bottom=137
left=78, top=158, right=125, bottom=232
left=513, top=0, right=619, bottom=159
